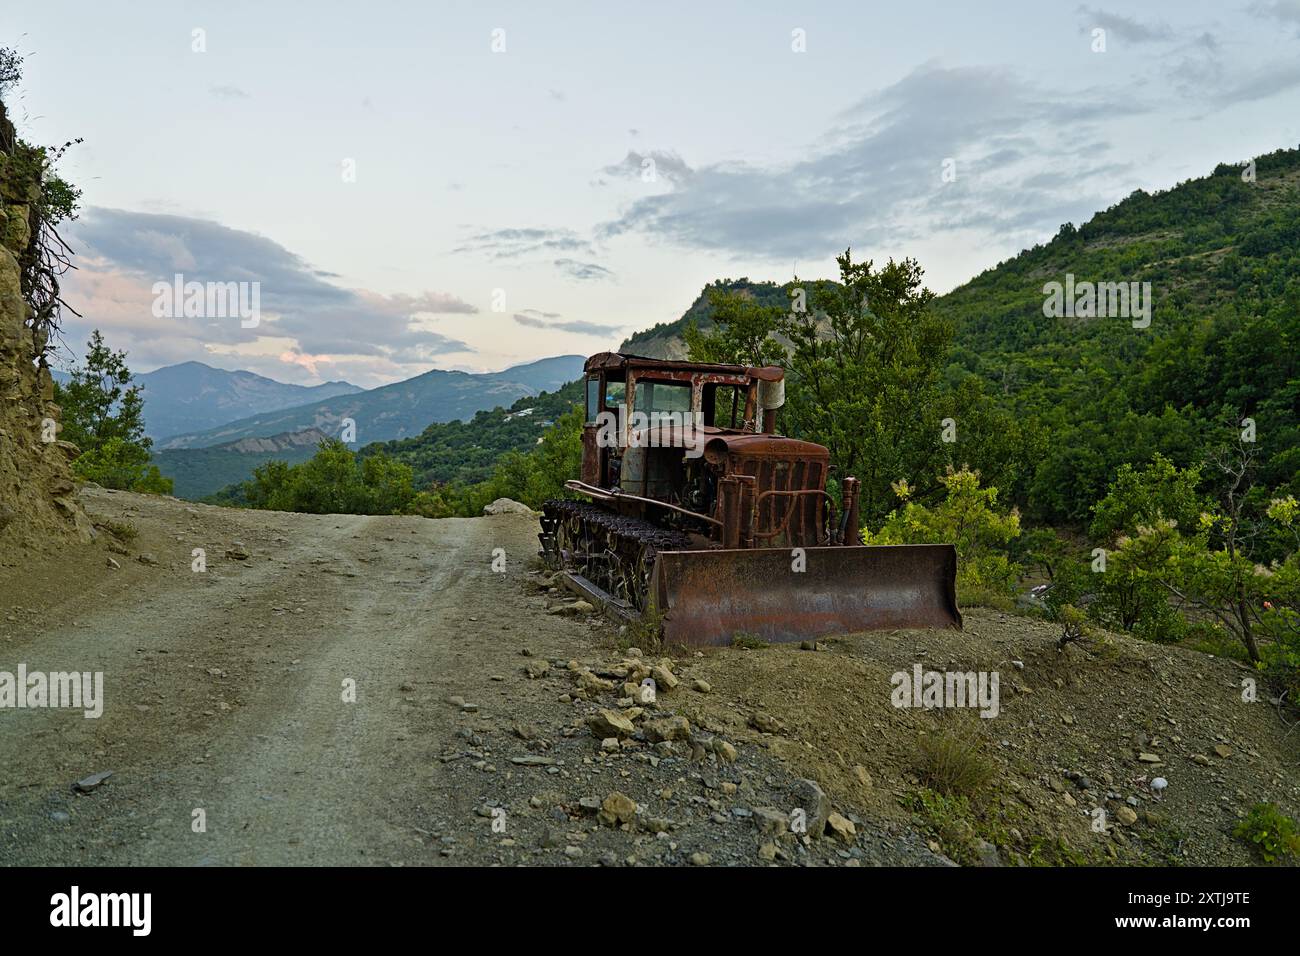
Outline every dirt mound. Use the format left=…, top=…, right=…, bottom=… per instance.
left=664, top=610, right=1297, bottom=865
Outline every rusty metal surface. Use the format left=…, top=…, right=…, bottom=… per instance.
left=565, top=479, right=722, bottom=527
left=720, top=449, right=828, bottom=548
left=751, top=488, right=835, bottom=544
left=560, top=571, right=638, bottom=622
left=584, top=352, right=784, bottom=384
left=651, top=544, right=961, bottom=646
left=580, top=425, right=600, bottom=485
left=702, top=433, right=829, bottom=459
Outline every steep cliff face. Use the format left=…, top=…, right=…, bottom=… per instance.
left=0, top=101, right=91, bottom=556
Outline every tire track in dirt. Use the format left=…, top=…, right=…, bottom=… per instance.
left=1, top=503, right=561, bottom=865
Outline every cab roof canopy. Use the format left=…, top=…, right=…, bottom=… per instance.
left=583, top=352, right=784, bottom=382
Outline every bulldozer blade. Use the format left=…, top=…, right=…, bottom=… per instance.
left=650, top=545, right=961, bottom=647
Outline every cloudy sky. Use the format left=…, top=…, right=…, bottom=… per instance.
left=5, top=1, right=1299, bottom=387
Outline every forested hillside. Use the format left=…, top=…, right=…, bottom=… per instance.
left=941, top=147, right=1299, bottom=524
left=356, top=379, right=583, bottom=488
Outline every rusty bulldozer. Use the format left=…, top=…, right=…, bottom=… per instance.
left=538, top=353, right=961, bottom=646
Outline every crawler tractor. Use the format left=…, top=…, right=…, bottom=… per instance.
left=539, top=352, right=961, bottom=646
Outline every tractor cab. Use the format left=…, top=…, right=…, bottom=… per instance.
left=579, top=352, right=785, bottom=492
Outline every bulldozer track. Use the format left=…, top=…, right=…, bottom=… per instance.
left=539, top=499, right=692, bottom=613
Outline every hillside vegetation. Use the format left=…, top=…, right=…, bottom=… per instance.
left=940, top=148, right=1300, bottom=526
left=358, top=379, right=583, bottom=488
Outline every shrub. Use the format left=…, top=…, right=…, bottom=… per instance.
left=1056, top=604, right=1090, bottom=650
left=1234, top=803, right=1300, bottom=864
left=73, top=437, right=173, bottom=494
left=917, top=729, right=994, bottom=797
left=241, top=441, right=415, bottom=516
left=865, top=467, right=1022, bottom=607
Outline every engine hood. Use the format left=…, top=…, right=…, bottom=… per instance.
left=702, top=430, right=830, bottom=465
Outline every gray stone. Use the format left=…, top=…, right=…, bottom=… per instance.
left=790, top=778, right=830, bottom=837
left=72, top=770, right=114, bottom=793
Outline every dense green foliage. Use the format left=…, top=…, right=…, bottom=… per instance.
left=865, top=468, right=1022, bottom=608
left=939, top=148, right=1300, bottom=526
left=55, top=331, right=172, bottom=494
left=1234, top=802, right=1300, bottom=864
left=241, top=440, right=414, bottom=515
left=784, top=254, right=952, bottom=521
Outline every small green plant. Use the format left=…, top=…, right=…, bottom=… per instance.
left=730, top=631, right=767, bottom=650
left=906, top=788, right=976, bottom=842
left=1234, top=802, right=1300, bottom=863
left=624, top=605, right=665, bottom=651
left=916, top=729, right=994, bottom=797
left=1056, top=603, right=1091, bottom=651
left=95, top=518, right=137, bottom=542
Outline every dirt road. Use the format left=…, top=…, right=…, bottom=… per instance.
left=0, top=488, right=938, bottom=867
left=2, top=490, right=566, bottom=863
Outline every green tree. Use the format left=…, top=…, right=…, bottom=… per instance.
left=1089, top=453, right=1206, bottom=543
left=56, top=331, right=170, bottom=493
left=683, top=286, right=787, bottom=367
left=1103, top=448, right=1300, bottom=666
left=781, top=251, right=953, bottom=522
left=72, top=438, right=172, bottom=494
left=55, top=330, right=150, bottom=453
left=243, top=459, right=294, bottom=511
left=1091, top=521, right=1188, bottom=640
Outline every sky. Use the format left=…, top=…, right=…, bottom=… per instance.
left=5, top=0, right=1300, bottom=388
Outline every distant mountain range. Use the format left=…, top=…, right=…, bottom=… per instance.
left=51, top=361, right=364, bottom=442
left=145, top=354, right=586, bottom=498
left=153, top=428, right=332, bottom=499
left=157, top=354, right=584, bottom=450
